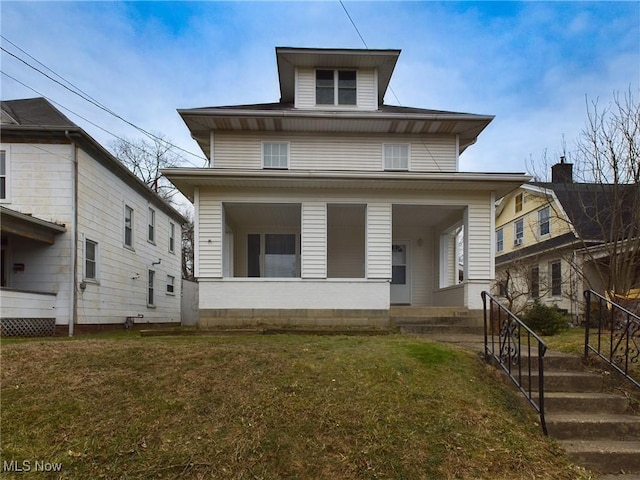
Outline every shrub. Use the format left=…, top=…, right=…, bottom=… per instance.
left=521, top=302, right=570, bottom=336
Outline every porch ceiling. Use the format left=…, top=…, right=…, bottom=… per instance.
left=224, top=203, right=300, bottom=228
left=393, top=204, right=464, bottom=228
left=0, top=207, right=66, bottom=245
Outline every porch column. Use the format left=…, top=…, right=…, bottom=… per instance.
left=366, top=203, right=392, bottom=279
left=301, top=202, right=327, bottom=278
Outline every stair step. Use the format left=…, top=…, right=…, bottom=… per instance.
left=522, top=371, right=604, bottom=392
left=560, top=440, right=640, bottom=474
left=539, top=392, right=629, bottom=414
left=398, top=324, right=484, bottom=335
left=546, top=413, right=640, bottom=440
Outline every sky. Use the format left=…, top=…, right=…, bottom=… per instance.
left=1, top=1, right=639, bottom=180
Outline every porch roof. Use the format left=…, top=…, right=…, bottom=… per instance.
left=162, top=168, right=530, bottom=201
left=0, top=206, right=66, bottom=245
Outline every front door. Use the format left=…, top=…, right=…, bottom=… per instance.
left=390, top=242, right=411, bottom=305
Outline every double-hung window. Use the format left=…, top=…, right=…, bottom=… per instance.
left=383, top=144, right=409, bottom=170
left=496, top=228, right=504, bottom=253
left=85, top=239, right=98, bottom=280
left=538, top=206, right=550, bottom=236
left=263, top=142, right=289, bottom=169
left=550, top=261, right=562, bottom=297
left=530, top=266, right=540, bottom=298
left=148, top=207, right=155, bottom=243
left=148, top=270, right=155, bottom=306
left=0, top=149, right=7, bottom=201
left=124, top=205, right=134, bottom=248
left=316, top=70, right=357, bottom=106
left=169, top=222, right=175, bottom=253
left=514, top=219, right=524, bottom=245
left=166, top=275, right=175, bottom=294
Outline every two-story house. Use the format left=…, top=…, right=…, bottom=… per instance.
left=163, top=47, right=529, bottom=327
left=1, top=98, right=185, bottom=336
left=494, top=158, right=639, bottom=319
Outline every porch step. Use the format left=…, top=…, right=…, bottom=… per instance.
left=523, top=370, right=604, bottom=392
left=560, top=440, right=640, bottom=474
left=539, top=392, right=630, bottom=415
left=546, top=414, right=640, bottom=440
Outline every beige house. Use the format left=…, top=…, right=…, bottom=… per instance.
left=1, top=98, right=184, bottom=335
left=164, top=47, right=528, bottom=326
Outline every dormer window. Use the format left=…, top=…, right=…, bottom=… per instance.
left=316, top=70, right=357, bottom=106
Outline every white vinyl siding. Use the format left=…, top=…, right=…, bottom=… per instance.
left=356, top=69, right=377, bottom=110
left=465, top=199, right=493, bottom=279
left=212, top=133, right=456, bottom=171
left=366, top=203, right=392, bottom=279
left=198, top=196, right=223, bottom=278
left=301, top=202, right=327, bottom=278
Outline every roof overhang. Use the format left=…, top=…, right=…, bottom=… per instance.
left=162, top=168, right=530, bottom=202
left=276, top=47, right=401, bottom=104
left=0, top=206, right=66, bottom=245
left=178, top=108, right=494, bottom=158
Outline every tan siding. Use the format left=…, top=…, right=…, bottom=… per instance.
left=366, top=203, right=392, bottom=278
left=198, top=196, right=223, bottom=277
left=301, top=202, right=327, bottom=278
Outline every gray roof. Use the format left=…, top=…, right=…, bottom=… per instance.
left=1, top=97, right=76, bottom=128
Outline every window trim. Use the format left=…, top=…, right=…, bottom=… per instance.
left=124, top=204, right=134, bottom=249
left=538, top=206, right=550, bottom=237
left=496, top=227, right=504, bottom=253
left=0, top=147, right=9, bottom=203
left=147, top=207, right=156, bottom=244
left=262, top=142, right=290, bottom=170
left=166, top=274, right=175, bottom=295
left=315, top=69, right=358, bottom=106
left=84, top=238, right=99, bottom=282
left=169, top=222, right=175, bottom=254
left=383, top=143, right=410, bottom=171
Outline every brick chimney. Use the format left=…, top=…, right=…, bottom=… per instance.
left=551, top=156, right=573, bottom=183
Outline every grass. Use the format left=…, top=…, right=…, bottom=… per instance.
left=0, top=333, right=592, bottom=479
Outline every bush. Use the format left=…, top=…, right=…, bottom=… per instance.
left=521, top=302, right=569, bottom=336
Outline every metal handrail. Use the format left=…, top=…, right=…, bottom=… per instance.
left=583, top=289, right=640, bottom=388
left=481, top=291, right=548, bottom=435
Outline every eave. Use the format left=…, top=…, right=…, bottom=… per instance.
left=162, top=168, right=530, bottom=202
left=0, top=206, right=66, bottom=245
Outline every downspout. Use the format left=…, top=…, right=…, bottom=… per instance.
left=65, top=131, right=78, bottom=336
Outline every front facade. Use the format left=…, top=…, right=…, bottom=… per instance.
left=1, top=98, right=184, bottom=335
left=164, top=47, right=529, bottom=326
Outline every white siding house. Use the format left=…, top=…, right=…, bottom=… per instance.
left=1, top=98, right=184, bottom=335
left=164, top=47, right=529, bottom=326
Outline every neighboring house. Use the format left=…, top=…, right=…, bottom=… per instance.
left=163, top=47, right=529, bottom=327
left=494, top=158, right=640, bottom=319
left=1, top=98, right=184, bottom=336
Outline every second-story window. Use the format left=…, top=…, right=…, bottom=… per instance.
left=515, top=192, right=524, bottom=213
left=0, top=150, right=7, bottom=201
left=148, top=207, right=156, bottom=243
left=124, top=205, right=134, bottom=248
left=383, top=144, right=409, bottom=170
left=496, top=228, right=504, bottom=252
left=514, top=218, right=524, bottom=245
left=263, top=142, right=289, bottom=169
left=316, top=70, right=357, bottom=106
left=169, top=222, right=175, bottom=253
left=538, top=206, right=550, bottom=236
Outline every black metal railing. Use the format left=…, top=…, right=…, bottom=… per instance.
left=584, top=289, right=640, bottom=388
left=481, top=291, right=548, bottom=435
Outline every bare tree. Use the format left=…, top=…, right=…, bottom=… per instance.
left=182, top=213, right=195, bottom=280
left=111, top=135, right=181, bottom=204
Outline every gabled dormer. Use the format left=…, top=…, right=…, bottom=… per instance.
left=276, top=47, right=400, bottom=111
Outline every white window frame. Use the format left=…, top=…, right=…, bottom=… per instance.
left=496, top=227, right=504, bottom=252
left=124, top=204, right=134, bottom=249
left=538, top=206, right=550, bottom=236
left=0, top=147, right=9, bottom=203
left=147, top=207, right=156, bottom=244
left=315, top=69, right=357, bottom=106
left=166, top=274, right=175, bottom=295
left=148, top=269, right=155, bottom=307
left=169, top=222, right=175, bottom=253
left=262, top=142, right=289, bottom=169
left=514, top=218, right=524, bottom=245
left=84, top=238, right=99, bottom=281
left=383, top=144, right=410, bottom=171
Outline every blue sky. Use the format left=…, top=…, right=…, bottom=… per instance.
left=2, top=1, right=639, bottom=176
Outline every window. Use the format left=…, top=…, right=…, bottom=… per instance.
left=124, top=205, right=134, bottom=248
left=316, top=70, right=357, bottom=106
left=550, top=261, right=562, bottom=297
left=85, top=239, right=98, bottom=280
left=0, top=150, right=7, bottom=201
left=148, top=270, right=155, bottom=306
left=166, top=275, right=175, bottom=294
left=384, top=144, right=409, bottom=170
left=530, top=266, right=540, bottom=298
left=496, top=228, right=504, bottom=252
left=538, top=206, right=550, bottom=236
left=169, top=222, right=175, bottom=253
left=514, top=219, right=524, bottom=245
left=515, top=193, right=524, bottom=213
left=148, top=207, right=155, bottom=243
left=263, top=142, right=289, bottom=169
left=247, top=233, right=298, bottom=278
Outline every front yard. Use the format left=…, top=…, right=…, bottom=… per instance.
left=1, top=333, right=591, bottom=479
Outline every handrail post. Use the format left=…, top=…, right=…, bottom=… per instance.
left=482, top=291, right=489, bottom=361
left=584, top=290, right=591, bottom=360
left=538, top=341, right=547, bottom=436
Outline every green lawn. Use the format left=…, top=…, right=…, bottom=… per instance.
left=1, top=334, right=592, bottom=479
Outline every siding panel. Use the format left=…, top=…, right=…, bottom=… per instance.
left=301, top=202, right=327, bottom=278
left=367, top=203, right=392, bottom=279
left=198, top=196, right=223, bottom=278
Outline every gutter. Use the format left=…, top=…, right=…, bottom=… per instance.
left=65, top=131, right=78, bottom=337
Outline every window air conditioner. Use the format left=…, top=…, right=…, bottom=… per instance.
left=514, top=238, right=523, bottom=246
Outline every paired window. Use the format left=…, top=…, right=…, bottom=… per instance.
left=169, top=222, right=175, bottom=253
left=515, top=193, right=524, bottom=213
left=530, top=266, right=540, bottom=298
left=148, top=207, right=156, bottom=243
left=550, top=261, right=562, bottom=297
left=316, top=70, right=357, bottom=106
left=538, top=206, right=550, bottom=236
left=148, top=270, right=155, bottom=306
left=263, top=142, right=289, bottom=169
left=85, top=239, right=98, bottom=280
left=166, top=275, right=175, bottom=294
left=514, top=219, right=524, bottom=245
left=0, top=150, right=7, bottom=201
left=383, top=144, right=409, bottom=171
left=124, top=205, right=134, bottom=248
left=496, top=228, right=504, bottom=252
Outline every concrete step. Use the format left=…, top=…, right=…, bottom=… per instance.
left=560, top=440, right=640, bottom=474
left=538, top=392, right=630, bottom=415
left=398, top=324, right=485, bottom=335
left=546, top=413, right=640, bottom=440
left=522, top=370, right=604, bottom=392
left=392, top=316, right=483, bottom=326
